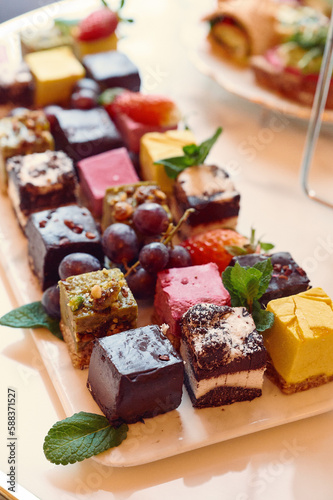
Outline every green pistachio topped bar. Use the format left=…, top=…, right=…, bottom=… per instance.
left=59, top=268, right=138, bottom=369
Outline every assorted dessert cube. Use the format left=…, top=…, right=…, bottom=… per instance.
left=25, top=205, right=103, bottom=290
left=59, top=267, right=138, bottom=369
left=87, top=324, right=183, bottom=424
left=180, top=303, right=267, bottom=408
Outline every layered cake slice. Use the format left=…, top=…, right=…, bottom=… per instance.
left=180, top=303, right=267, bottom=408
left=77, top=147, right=139, bottom=219
left=7, top=150, right=77, bottom=229
left=264, top=287, right=333, bottom=394
left=87, top=324, right=183, bottom=425
left=230, top=252, right=311, bottom=307
left=171, top=164, right=240, bottom=238
left=59, top=268, right=138, bottom=369
left=154, top=263, right=230, bottom=348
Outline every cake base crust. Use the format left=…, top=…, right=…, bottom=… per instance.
left=265, top=360, right=333, bottom=395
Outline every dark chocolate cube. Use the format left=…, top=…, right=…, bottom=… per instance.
left=7, top=150, right=77, bottom=228
left=230, top=252, right=311, bottom=306
left=82, top=50, right=141, bottom=91
left=49, top=107, right=124, bottom=162
left=25, top=205, right=104, bottom=290
left=87, top=325, right=184, bottom=425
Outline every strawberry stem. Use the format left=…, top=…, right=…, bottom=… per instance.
left=101, top=0, right=109, bottom=8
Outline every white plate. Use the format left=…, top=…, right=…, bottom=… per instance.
left=1, top=192, right=333, bottom=467
left=183, top=20, right=333, bottom=123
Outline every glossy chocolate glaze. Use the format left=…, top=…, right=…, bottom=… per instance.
left=83, top=50, right=141, bottom=91
left=49, top=107, right=124, bottom=162
left=230, top=252, right=311, bottom=306
left=25, top=205, right=103, bottom=290
left=87, top=325, right=184, bottom=425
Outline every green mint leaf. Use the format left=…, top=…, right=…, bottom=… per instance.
left=0, top=302, right=62, bottom=340
left=222, top=264, right=247, bottom=307
left=155, top=127, right=223, bottom=179
left=252, top=301, right=275, bottom=332
left=43, top=412, right=128, bottom=465
left=195, top=126, right=222, bottom=165
left=253, top=258, right=273, bottom=299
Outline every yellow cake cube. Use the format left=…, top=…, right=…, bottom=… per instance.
left=264, top=287, right=333, bottom=393
left=25, top=46, right=85, bottom=107
left=139, top=130, right=196, bottom=195
left=74, top=32, right=118, bottom=60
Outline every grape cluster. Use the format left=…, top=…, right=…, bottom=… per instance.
left=102, top=203, right=192, bottom=300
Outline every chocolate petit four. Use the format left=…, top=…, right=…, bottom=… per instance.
left=181, top=303, right=267, bottom=408
left=87, top=324, right=183, bottom=424
left=49, top=107, right=123, bottom=162
left=25, top=46, right=85, bottom=107
left=77, top=147, right=139, bottom=219
left=82, top=50, right=141, bottom=91
left=230, top=252, right=310, bottom=306
left=154, top=263, right=230, bottom=348
left=172, top=164, right=240, bottom=238
left=0, top=110, right=54, bottom=191
left=59, top=268, right=138, bottom=370
left=101, top=181, right=169, bottom=232
left=25, top=205, right=103, bottom=290
left=140, top=130, right=196, bottom=195
left=264, top=287, right=333, bottom=394
left=7, top=150, right=77, bottom=229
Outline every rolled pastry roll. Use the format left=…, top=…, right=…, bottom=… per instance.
left=203, top=0, right=281, bottom=63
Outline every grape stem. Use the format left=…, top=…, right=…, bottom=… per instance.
left=124, top=208, right=195, bottom=278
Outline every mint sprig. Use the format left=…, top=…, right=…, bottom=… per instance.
left=154, top=127, right=223, bottom=179
left=225, top=227, right=274, bottom=257
left=222, top=260, right=274, bottom=332
left=43, top=412, right=128, bottom=465
left=0, top=301, right=62, bottom=340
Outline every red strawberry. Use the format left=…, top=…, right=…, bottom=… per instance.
left=100, top=89, right=181, bottom=127
left=77, top=8, right=118, bottom=41
left=182, top=229, right=249, bottom=273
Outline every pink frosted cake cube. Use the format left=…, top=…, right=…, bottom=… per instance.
left=77, top=147, right=139, bottom=218
left=154, top=263, right=230, bottom=348
left=113, top=112, right=177, bottom=154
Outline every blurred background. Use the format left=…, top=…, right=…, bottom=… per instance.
left=0, top=0, right=56, bottom=23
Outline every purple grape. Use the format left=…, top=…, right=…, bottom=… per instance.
left=71, top=88, right=98, bottom=110
left=126, top=266, right=157, bottom=299
left=58, top=252, right=102, bottom=280
left=73, top=78, right=100, bottom=94
left=167, top=245, right=192, bottom=268
left=42, top=285, right=60, bottom=319
left=102, top=223, right=139, bottom=264
left=139, top=242, right=169, bottom=274
left=132, top=203, right=169, bottom=236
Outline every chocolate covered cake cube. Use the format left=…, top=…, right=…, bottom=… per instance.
left=49, top=107, right=123, bottom=162
left=82, top=50, right=141, bottom=91
left=87, top=324, right=183, bottom=424
left=172, top=164, right=240, bottom=238
left=25, top=205, right=103, bottom=290
left=230, top=252, right=311, bottom=306
left=59, top=268, right=138, bottom=369
left=77, top=147, right=139, bottom=219
left=181, top=303, right=267, bottom=408
left=7, top=150, right=77, bottom=228
left=101, top=181, right=169, bottom=231
left=154, top=263, right=230, bottom=348
left=0, top=110, right=54, bottom=191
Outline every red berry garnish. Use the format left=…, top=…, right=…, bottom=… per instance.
left=77, top=8, right=118, bottom=42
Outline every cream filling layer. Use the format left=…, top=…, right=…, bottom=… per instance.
left=181, top=343, right=265, bottom=400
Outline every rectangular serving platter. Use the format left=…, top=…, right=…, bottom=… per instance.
left=1, top=192, right=333, bottom=467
